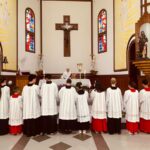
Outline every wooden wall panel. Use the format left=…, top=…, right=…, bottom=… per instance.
left=87, top=74, right=129, bottom=93
left=50, top=73, right=130, bottom=93
left=16, top=75, right=28, bottom=91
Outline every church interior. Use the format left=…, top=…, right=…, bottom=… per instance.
left=0, top=0, right=150, bottom=150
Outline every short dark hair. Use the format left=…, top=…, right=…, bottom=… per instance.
left=76, top=82, right=82, bottom=89
left=142, top=79, right=149, bottom=85
left=129, top=81, right=137, bottom=89
left=28, top=74, right=36, bottom=82
left=45, top=74, right=51, bottom=79
left=0, top=77, right=6, bottom=84
left=12, top=86, right=20, bottom=94
left=66, top=78, right=72, bottom=84
left=95, top=81, right=103, bottom=92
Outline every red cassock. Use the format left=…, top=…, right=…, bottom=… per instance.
left=126, top=121, right=139, bottom=134
left=9, top=94, right=23, bottom=135
left=139, top=88, right=150, bottom=133
left=9, top=125, right=22, bottom=135
left=92, top=118, right=107, bottom=132
left=140, top=118, right=150, bottom=133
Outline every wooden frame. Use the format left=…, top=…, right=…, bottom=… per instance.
left=113, top=0, right=141, bottom=72
left=40, top=0, right=93, bottom=59
left=141, top=0, right=150, bottom=16
left=25, top=7, right=36, bottom=53
left=113, top=0, right=128, bottom=72
left=98, top=9, right=107, bottom=54
left=1, top=0, right=18, bottom=72
left=0, top=42, right=3, bottom=73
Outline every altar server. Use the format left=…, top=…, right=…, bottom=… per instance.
left=22, top=74, right=41, bottom=136
left=59, top=79, right=77, bottom=134
left=124, top=81, right=139, bottom=135
left=106, top=78, right=122, bottom=134
left=41, top=74, right=58, bottom=134
left=9, top=87, right=23, bottom=135
left=0, top=77, right=10, bottom=135
left=76, top=82, right=90, bottom=134
left=91, top=81, right=107, bottom=133
left=139, top=79, right=150, bottom=133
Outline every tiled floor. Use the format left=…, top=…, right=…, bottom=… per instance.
left=0, top=130, right=150, bottom=150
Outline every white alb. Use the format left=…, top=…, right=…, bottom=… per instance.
left=40, top=82, right=58, bottom=116
left=124, top=90, right=139, bottom=122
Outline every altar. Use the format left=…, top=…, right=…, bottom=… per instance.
left=38, top=78, right=91, bottom=88
left=51, top=79, right=91, bottom=88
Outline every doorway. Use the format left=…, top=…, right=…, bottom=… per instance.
left=128, top=40, right=140, bottom=87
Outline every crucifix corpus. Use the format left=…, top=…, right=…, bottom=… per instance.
left=55, top=16, right=78, bottom=57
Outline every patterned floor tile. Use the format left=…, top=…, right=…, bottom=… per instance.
left=73, top=133, right=91, bottom=141
left=50, top=142, right=71, bottom=150
left=33, top=135, right=50, bottom=142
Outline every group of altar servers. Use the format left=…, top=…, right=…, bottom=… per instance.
left=0, top=74, right=150, bottom=136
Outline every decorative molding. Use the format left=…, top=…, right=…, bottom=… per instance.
left=2, top=0, right=18, bottom=72
left=113, top=0, right=129, bottom=72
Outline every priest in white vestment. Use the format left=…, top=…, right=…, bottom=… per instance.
left=124, top=81, right=139, bottom=135
left=40, top=74, right=58, bottom=134
left=106, top=78, right=122, bottom=134
left=22, top=74, right=41, bottom=136
left=139, top=79, right=150, bottom=133
left=9, top=87, right=23, bottom=135
left=91, top=81, right=107, bottom=133
left=59, top=79, right=77, bottom=134
left=0, top=77, right=10, bottom=135
left=61, top=68, right=71, bottom=79
left=76, top=82, right=90, bottom=134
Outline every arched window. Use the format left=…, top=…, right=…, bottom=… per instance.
left=25, top=8, right=35, bottom=53
left=98, top=9, right=107, bottom=53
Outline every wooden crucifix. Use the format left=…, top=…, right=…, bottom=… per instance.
left=55, top=16, right=78, bottom=57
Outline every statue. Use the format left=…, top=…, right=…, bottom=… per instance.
left=138, top=31, right=148, bottom=58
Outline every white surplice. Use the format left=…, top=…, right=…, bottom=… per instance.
left=0, top=86, right=10, bottom=119
left=38, top=79, right=46, bottom=89
left=9, top=96, right=23, bottom=126
left=40, top=82, right=58, bottom=116
left=124, top=90, right=139, bottom=122
left=91, top=90, right=107, bottom=119
left=59, top=86, right=77, bottom=120
left=139, top=89, right=150, bottom=120
left=22, top=84, right=41, bottom=119
left=106, top=87, right=122, bottom=118
left=76, top=91, right=90, bottom=122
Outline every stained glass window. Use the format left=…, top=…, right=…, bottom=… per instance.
left=25, top=8, right=35, bottom=53
left=98, top=9, right=107, bottom=53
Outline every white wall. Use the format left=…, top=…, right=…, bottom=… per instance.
left=16, top=0, right=130, bottom=76
left=18, top=0, right=40, bottom=74
left=42, top=1, right=91, bottom=74
left=93, top=0, right=128, bottom=75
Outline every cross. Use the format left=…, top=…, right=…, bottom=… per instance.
left=55, top=16, right=78, bottom=57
